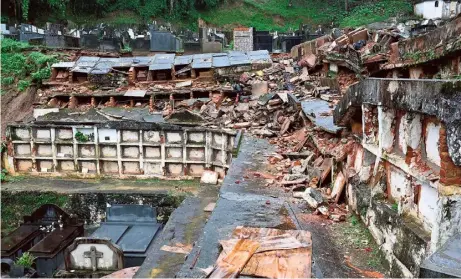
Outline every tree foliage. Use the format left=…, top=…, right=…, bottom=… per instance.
left=11, top=0, right=223, bottom=23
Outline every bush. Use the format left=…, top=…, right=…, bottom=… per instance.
left=1, top=39, right=57, bottom=91
left=2, top=77, right=14, bottom=85
left=0, top=169, right=7, bottom=182
left=17, top=80, right=31, bottom=92
left=15, top=252, right=36, bottom=269
left=1, top=38, right=29, bottom=53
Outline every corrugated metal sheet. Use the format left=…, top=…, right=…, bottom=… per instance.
left=248, top=50, right=271, bottom=63
left=56, top=51, right=272, bottom=73
left=51, top=62, right=75, bottom=68
left=212, top=55, right=230, bottom=67
left=229, top=52, right=251, bottom=66
left=132, top=56, right=153, bottom=67
left=90, top=67, right=111, bottom=74
left=113, top=57, right=134, bottom=68
left=124, top=89, right=147, bottom=97
left=71, top=65, right=94, bottom=73
left=150, top=53, right=175, bottom=71
left=192, top=53, right=212, bottom=69
left=174, top=55, right=193, bottom=65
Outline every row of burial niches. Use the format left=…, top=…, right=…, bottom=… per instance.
left=1, top=202, right=164, bottom=278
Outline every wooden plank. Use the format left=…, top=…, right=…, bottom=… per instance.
left=209, top=239, right=260, bottom=278
left=331, top=169, right=346, bottom=203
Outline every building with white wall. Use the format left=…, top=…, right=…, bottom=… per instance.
left=414, top=0, right=461, bottom=19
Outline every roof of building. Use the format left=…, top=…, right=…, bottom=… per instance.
left=52, top=50, right=271, bottom=73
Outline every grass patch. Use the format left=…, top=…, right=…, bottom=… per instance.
left=329, top=214, right=387, bottom=271
left=1, top=191, right=69, bottom=234
left=198, top=0, right=412, bottom=31
left=339, top=0, right=412, bottom=27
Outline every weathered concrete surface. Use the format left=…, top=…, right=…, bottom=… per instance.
left=135, top=185, right=219, bottom=278
left=420, top=233, right=461, bottom=278
left=1, top=177, right=199, bottom=194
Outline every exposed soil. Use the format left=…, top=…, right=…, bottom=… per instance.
left=1, top=87, right=37, bottom=137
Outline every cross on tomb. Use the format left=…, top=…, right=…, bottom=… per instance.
left=83, top=246, right=103, bottom=271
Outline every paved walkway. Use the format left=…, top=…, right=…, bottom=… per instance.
left=144, top=136, right=370, bottom=278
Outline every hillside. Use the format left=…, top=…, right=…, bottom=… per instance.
left=3, top=0, right=414, bottom=31
left=199, top=0, right=414, bottom=31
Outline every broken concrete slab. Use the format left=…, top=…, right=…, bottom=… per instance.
left=175, top=80, right=192, bottom=88
left=302, top=188, right=324, bottom=208
left=201, top=170, right=218, bottom=185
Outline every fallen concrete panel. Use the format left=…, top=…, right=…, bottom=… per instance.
left=301, top=99, right=342, bottom=134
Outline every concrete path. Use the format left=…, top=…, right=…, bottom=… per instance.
left=170, top=136, right=364, bottom=278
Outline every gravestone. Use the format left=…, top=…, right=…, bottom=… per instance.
left=1, top=204, right=83, bottom=277
left=56, top=238, right=124, bottom=277
left=90, top=204, right=162, bottom=267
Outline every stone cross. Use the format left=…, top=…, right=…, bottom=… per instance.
left=83, top=246, right=103, bottom=271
